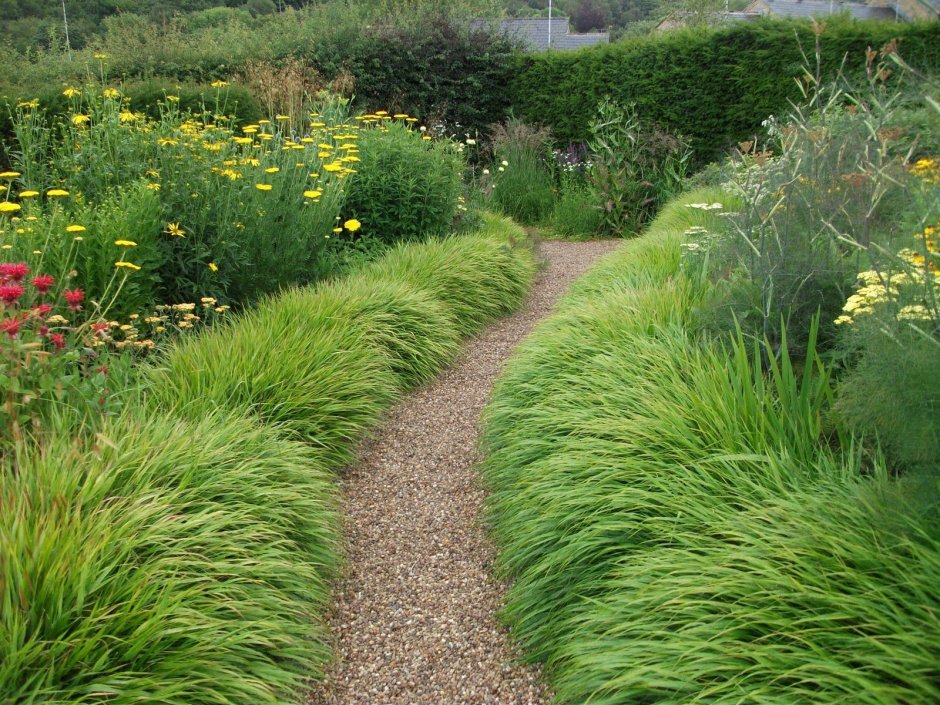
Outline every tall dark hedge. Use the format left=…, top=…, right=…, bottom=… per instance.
left=345, top=17, right=518, bottom=136
left=509, top=18, right=940, bottom=162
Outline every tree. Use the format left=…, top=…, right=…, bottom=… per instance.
left=572, top=0, right=609, bottom=31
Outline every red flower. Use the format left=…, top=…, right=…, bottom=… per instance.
left=49, top=333, right=66, bottom=350
left=0, top=283, right=25, bottom=305
left=32, top=303, right=52, bottom=317
left=62, top=288, right=84, bottom=310
left=0, top=262, right=29, bottom=282
left=91, top=321, right=109, bottom=335
left=1, top=317, right=20, bottom=337
left=38, top=325, right=49, bottom=337
left=31, top=274, right=55, bottom=294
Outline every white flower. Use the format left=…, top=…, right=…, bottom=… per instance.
left=465, top=138, right=476, bottom=146
left=498, top=166, right=505, bottom=172
left=482, top=168, right=490, bottom=175
left=501, top=160, right=508, bottom=167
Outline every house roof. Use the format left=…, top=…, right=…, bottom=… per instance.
left=744, top=0, right=898, bottom=21
left=471, top=17, right=609, bottom=52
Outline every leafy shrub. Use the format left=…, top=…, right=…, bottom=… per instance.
left=0, top=407, right=340, bottom=704
left=487, top=118, right=555, bottom=226
left=340, top=122, right=463, bottom=243
left=509, top=18, right=940, bottom=163
left=588, top=98, right=691, bottom=237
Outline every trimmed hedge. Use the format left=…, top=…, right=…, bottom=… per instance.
left=482, top=189, right=940, bottom=704
left=1, top=214, right=536, bottom=705
left=509, top=18, right=940, bottom=161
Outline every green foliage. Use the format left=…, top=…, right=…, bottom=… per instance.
left=487, top=118, right=555, bottom=225
left=588, top=98, right=690, bottom=236
left=341, top=124, right=464, bottom=243
left=149, top=215, right=535, bottom=463
left=835, top=327, right=940, bottom=473
left=1, top=211, right=536, bottom=703
left=482, top=187, right=940, bottom=704
left=509, top=18, right=940, bottom=163
left=548, top=178, right=603, bottom=238
left=0, top=406, right=340, bottom=704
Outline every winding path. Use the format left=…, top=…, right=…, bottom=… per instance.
left=308, top=239, right=620, bottom=705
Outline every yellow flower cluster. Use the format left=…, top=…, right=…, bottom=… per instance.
left=835, top=238, right=939, bottom=326
left=910, top=157, right=940, bottom=185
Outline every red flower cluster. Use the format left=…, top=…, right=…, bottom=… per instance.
left=0, top=260, right=75, bottom=349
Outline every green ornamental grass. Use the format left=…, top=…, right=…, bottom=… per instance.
left=482, top=188, right=940, bottom=705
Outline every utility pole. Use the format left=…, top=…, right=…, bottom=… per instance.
left=61, top=0, right=72, bottom=60
left=548, top=0, right=552, bottom=50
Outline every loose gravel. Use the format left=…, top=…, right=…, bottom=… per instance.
left=308, top=239, right=622, bottom=705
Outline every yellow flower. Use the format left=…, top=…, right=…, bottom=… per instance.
left=264, top=167, right=280, bottom=174
left=211, top=80, right=229, bottom=88
left=344, top=218, right=361, bottom=232
left=0, top=202, right=21, bottom=213
left=304, top=190, right=322, bottom=199
left=102, top=88, right=120, bottom=99
left=166, top=95, right=180, bottom=102
left=63, top=87, right=81, bottom=98
left=94, top=53, right=109, bottom=60
left=147, top=183, right=161, bottom=191
left=66, top=224, right=86, bottom=233
left=165, top=223, right=186, bottom=237
left=119, top=110, right=138, bottom=123
left=115, top=261, right=141, bottom=270
left=332, top=227, right=342, bottom=233
left=47, top=189, right=70, bottom=197
left=276, top=114, right=291, bottom=121
left=114, top=239, right=138, bottom=247
left=17, top=99, right=39, bottom=109
left=0, top=171, right=20, bottom=179
left=71, top=114, right=91, bottom=126
left=255, top=183, right=273, bottom=191
left=208, top=262, right=218, bottom=272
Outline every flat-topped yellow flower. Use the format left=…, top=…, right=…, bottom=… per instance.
left=344, top=218, right=361, bottom=232
left=66, top=224, right=86, bottom=233
left=255, top=183, right=273, bottom=191
left=18, top=191, right=38, bottom=199
left=115, top=261, right=141, bottom=270
left=114, top=240, right=138, bottom=247
left=0, top=202, right=21, bottom=213
left=210, top=80, right=229, bottom=88
left=264, top=167, right=280, bottom=174
left=47, top=189, right=69, bottom=197
left=303, top=190, right=322, bottom=199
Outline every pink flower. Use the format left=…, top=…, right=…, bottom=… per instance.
left=0, top=262, right=30, bottom=282
left=62, top=288, right=84, bottom=311
left=31, top=274, right=55, bottom=294
left=0, top=283, right=25, bottom=305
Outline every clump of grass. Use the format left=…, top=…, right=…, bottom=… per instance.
left=0, top=406, right=339, bottom=704
left=482, top=187, right=940, bottom=704
left=150, top=214, right=536, bottom=463
left=488, top=118, right=555, bottom=226
left=360, top=221, right=536, bottom=336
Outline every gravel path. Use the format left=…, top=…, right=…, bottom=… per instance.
left=308, top=239, right=621, bottom=705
